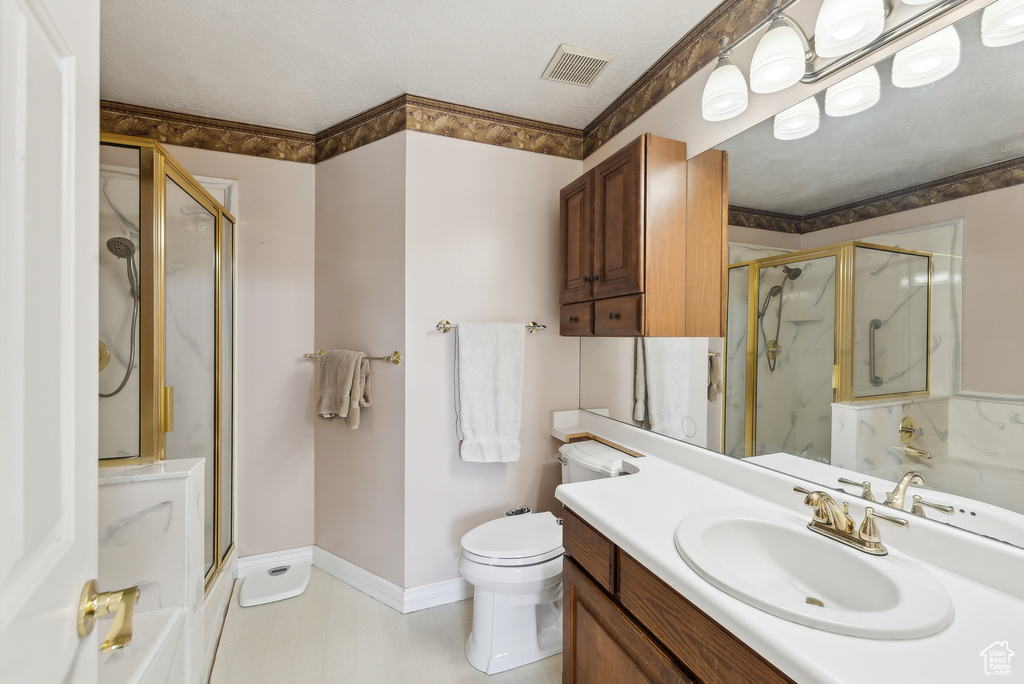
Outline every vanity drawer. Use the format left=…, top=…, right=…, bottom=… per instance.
left=617, top=551, right=794, bottom=684
left=594, top=294, right=643, bottom=336
left=562, top=508, right=616, bottom=593
left=560, top=302, right=594, bottom=336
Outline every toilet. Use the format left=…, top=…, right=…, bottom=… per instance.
left=458, top=440, right=633, bottom=674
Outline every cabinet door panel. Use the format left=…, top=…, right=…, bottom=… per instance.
left=560, top=174, right=593, bottom=304
left=617, top=551, right=794, bottom=684
left=594, top=138, right=644, bottom=299
left=564, top=559, right=693, bottom=684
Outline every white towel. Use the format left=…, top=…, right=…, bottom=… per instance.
left=316, top=350, right=371, bottom=429
left=455, top=323, right=525, bottom=462
left=635, top=338, right=692, bottom=440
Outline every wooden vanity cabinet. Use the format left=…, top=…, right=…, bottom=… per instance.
left=558, top=134, right=728, bottom=338
left=562, top=508, right=794, bottom=684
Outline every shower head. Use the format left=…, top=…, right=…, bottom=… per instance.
left=106, top=237, right=140, bottom=298
left=783, top=265, right=802, bottom=280
left=758, top=285, right=784, bottom=317
left=106, top=237, right=136, bottom=259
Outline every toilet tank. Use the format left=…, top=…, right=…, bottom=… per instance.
left=559, top=440, right=635, bottom=483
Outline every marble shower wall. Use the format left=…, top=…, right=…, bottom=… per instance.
left=851, top=247, right=929, bottom=398
left=753, top=256, right=837, bottom=463
left=99, top=163, right=142, bottom=460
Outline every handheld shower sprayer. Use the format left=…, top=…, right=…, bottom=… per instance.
left=106, top=237, right=140, bottom=299
left=100, top=237, right=140, bottom=398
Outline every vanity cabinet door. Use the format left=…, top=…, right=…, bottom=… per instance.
left=617, top=551, right=794, bottom=684
left=559, top=173, right=594, bottom=305
left=593, top=136, right=644, bottom=301
left=564, top=559, right=694, bottom=684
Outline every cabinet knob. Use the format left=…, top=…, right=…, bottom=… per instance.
left=592, top=274, right=599, bottom=282
left=582, top=276, right=590, bottom=283
left=569, top=316, right=578, bottom=323
left=609, top=312, right=619, bottom=320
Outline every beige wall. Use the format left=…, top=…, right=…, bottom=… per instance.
left=403, top=132, right=582, bottom=587
left=313, top=134, right=408, bottom=585
left=167, top=145, right=316, bottom=557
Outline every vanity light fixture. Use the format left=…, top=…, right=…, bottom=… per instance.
left=750, top=12, right=812, bottom=93
left=701, top=38, right=749, bottom=121
left=824, top=65, right=881, bottom=117
left=773, top=96, right=820, bottom=140
left=892, top=25, right=960, bottom=88
left=813, top=0, right=886, bottom=58
left=899, top=0, right=939, bottom=4
left=981, top=0, right=1024, bottom=47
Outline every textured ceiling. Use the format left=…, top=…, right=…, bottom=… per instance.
left=722, top=10, right=1024, bottom=216
left=100, top=0, right=722, bottom=133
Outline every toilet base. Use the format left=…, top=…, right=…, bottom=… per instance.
left=464, top=585, right=563, bottom=674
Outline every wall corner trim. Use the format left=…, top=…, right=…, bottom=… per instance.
left=231, top=546, right=471, bottom=614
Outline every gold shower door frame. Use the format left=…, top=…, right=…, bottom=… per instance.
left=99, top=133, right=237, bottom=589
left=727, top=241, right=932, bottom=459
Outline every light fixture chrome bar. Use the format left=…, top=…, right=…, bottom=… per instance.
left=803, top=0, right=973, bottom=83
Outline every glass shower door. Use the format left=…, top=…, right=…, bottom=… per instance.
left=164, top=175, right=218, bottom=576
left=753, top=255, right=837, bottom=462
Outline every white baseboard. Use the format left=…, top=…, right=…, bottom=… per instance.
left=312, top=546, right=472, bottom=614
left=237, top=546, right=314, bottom=579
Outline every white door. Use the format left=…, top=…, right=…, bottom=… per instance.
left=0, top=0, right=100, bottom=682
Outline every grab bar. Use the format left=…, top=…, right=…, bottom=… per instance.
left=868, top=318, right=884, bottom=387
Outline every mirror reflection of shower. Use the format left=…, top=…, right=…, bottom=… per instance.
left=99, top=174, right=141, bottom=399
left=757, top=265, right=802, bottom=372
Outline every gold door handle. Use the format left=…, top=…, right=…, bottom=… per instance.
left=162, top=386, right=174, bottom=433
left=77, top=580, right=141, bottom=652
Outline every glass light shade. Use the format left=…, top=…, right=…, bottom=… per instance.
left=900, top=0, right=937, bottom=4
left=814, top=0, right=886, bottom=58
left=701, top=58, right=748, bottom=121
left=892, top=25, right=960, bottom=88
left=982, top=0, right=1024, bottom=47
left=750, top=19, right=807, bottom=94
left=774, top=97, right=820, bottom=140
left=824, top=65, right=881, bottom=117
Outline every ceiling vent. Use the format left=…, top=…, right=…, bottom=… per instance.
left=542, top=45, right=614, bottom=87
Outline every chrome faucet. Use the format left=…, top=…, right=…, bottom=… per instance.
left=795, top=487, right=908, bottom=555
left=885, top=471, right=925, bottom=510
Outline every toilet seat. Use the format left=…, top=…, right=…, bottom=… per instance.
left=461, top=512, right=563, bottom=567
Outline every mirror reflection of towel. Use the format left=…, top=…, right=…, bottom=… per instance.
left=708, top=354, right=722, bottom=402
left=317, top=350, right=371, bottom=429
left=633, top=338, right=691, bottom=440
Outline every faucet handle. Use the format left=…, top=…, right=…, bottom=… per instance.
left=858, top=507, right=909, bottom=548
left=838, top=477, right=876, bottom=502
left=910, top=495, right=954, bottom=518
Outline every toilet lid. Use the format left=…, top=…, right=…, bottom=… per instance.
left=461, top=511, right=563, bottom=562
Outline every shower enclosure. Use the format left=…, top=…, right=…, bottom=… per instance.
left=725, top=242, right=931, bottom=463
left=99, top=134, right=235, bottom=587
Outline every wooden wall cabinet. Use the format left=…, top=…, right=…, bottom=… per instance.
left=558, top=134, right=728, bottom=337
left=562, top=508, right=794, bottom=684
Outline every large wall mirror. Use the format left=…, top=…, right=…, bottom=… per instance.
left=579, top=3, right=1024, bottom=549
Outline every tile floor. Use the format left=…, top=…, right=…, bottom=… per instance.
left=210, top=567, right=562, bottom=684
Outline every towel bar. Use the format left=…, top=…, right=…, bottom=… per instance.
left=436, top=319, right=546, bottom=334
left=304, top=349, right=402, bottom=365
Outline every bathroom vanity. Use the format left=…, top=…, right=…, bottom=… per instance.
left=553, top=410, right=1024, bottom=683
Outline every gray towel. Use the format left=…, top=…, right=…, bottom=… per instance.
left=708, top=353, right=722, bottom=402
left=317, top=350, right=371, bottom=428
left=455, top=323, right=525, bottom=462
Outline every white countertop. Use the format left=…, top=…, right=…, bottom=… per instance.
left=553, top=412, right=1024, bottom=683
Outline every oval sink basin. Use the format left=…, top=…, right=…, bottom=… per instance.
left=674, top=507, right=953, bottom=639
